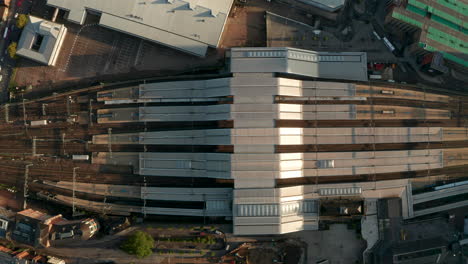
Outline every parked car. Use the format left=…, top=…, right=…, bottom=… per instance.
left=3, top=27, right=8, bottom=39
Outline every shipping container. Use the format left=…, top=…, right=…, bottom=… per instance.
left=72, top=155, right=89, bottom=161
left=30, top=120, right=48, bottom=126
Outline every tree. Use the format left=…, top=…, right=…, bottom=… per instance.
left=7, top=42, right=17, bottom=59
left=120, top=231, right=155, bottom=258
left=16, top=14, right=28, bottom=29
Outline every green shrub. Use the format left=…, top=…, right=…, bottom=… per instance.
left=7, top=42, right=17, bottom=59
left=120, top=230, right=155, bottom=258
left=16, top=14, right=28, bottom=29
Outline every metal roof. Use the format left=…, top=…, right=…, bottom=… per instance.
left=46, top=0, right=233, bottom=56
left=16, top=16, right=67, bottom=66
left=319, top=187, right=362, bottom=196
left=236, top=200, right=318, bottom=217
left=230, top=47, right=368, bottom=81
left=390, top=0, right=468, bottom=67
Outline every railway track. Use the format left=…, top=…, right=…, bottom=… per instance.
left=0, top=80, right=466, bottom=216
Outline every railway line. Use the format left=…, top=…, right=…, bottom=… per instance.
left=1, top=86, right=467, bottom=123
left=0, top=78, right=467, bottom=218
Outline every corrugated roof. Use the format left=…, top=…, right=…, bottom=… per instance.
left=46, top=0, right=233, bottom=56
left=230, top=47, right=368, bottom=81
left=426, top=26, right=467, bottom=54
left=390, top=1, right=468, bottom=67
left=408, top=0, right=466, bottom=26
left=236, top=200, right=318, bottom=217
left=392, top=10, right=423, bottom=27
left=406, top=4, right=427, bottom=16
left=17, top=209, right=52, bottom=221
left=319, top=187, right=362, bottom=196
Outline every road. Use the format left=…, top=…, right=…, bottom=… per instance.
left=0, top=0, right=34, bottom=104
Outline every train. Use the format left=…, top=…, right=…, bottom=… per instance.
left=433, top=180, right=468, bottom=191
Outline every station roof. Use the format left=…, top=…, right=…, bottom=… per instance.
left=46, top=0, right=233, bottom=57
left=390, top=0, right=468, bottom=67
left=16, top=16, right=67, bottom=66
left=230, top=47, right=368, bottom=81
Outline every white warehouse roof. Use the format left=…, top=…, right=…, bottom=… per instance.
left=46, top=0, right=234, bottom=56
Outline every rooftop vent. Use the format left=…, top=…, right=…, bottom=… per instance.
left=316, top=160, right=335, bottom=168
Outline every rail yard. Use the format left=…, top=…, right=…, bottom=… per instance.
left=0, top=0, right=466, bottom=262
left=0, top=72, right=467, bottom=219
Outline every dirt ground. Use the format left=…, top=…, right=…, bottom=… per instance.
left=247, top=247, right=279, bottom=264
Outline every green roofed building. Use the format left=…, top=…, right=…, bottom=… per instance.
left=385, top=0, right=468, bottom=73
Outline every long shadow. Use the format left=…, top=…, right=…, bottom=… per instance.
left=245, top=11, right=267, bottom=47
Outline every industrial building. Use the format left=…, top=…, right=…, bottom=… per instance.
left=0, top=245, right=65, bottom=264
left=9, top=209, right=98, bottom=248
left=16, top=16, right=67, bottom=66
left=385, top=0, right=468, bottom=72
left=6, top=47, right=467, bottom=236
left=46, top=0, right=234, bottom=57
left=295, top=0, right=347, bottom=12
left=0, top=207, right=14, bottom=239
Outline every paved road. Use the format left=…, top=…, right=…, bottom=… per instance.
left=0, top=0, right=34, bottom=104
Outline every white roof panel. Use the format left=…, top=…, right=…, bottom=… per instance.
left=319, top=187, right=362, bottom=196
left=47, top=0, right=233, bottom=56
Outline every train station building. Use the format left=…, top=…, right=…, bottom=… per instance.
left=38, top=47, right=468, bottom=235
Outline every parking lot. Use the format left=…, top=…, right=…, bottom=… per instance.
left=265, top=11, right=397, bottom=62
left=286, top=224, right=366, bottom=264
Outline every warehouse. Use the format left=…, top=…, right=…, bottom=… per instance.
left=46, top=0, right=233, bottom=56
